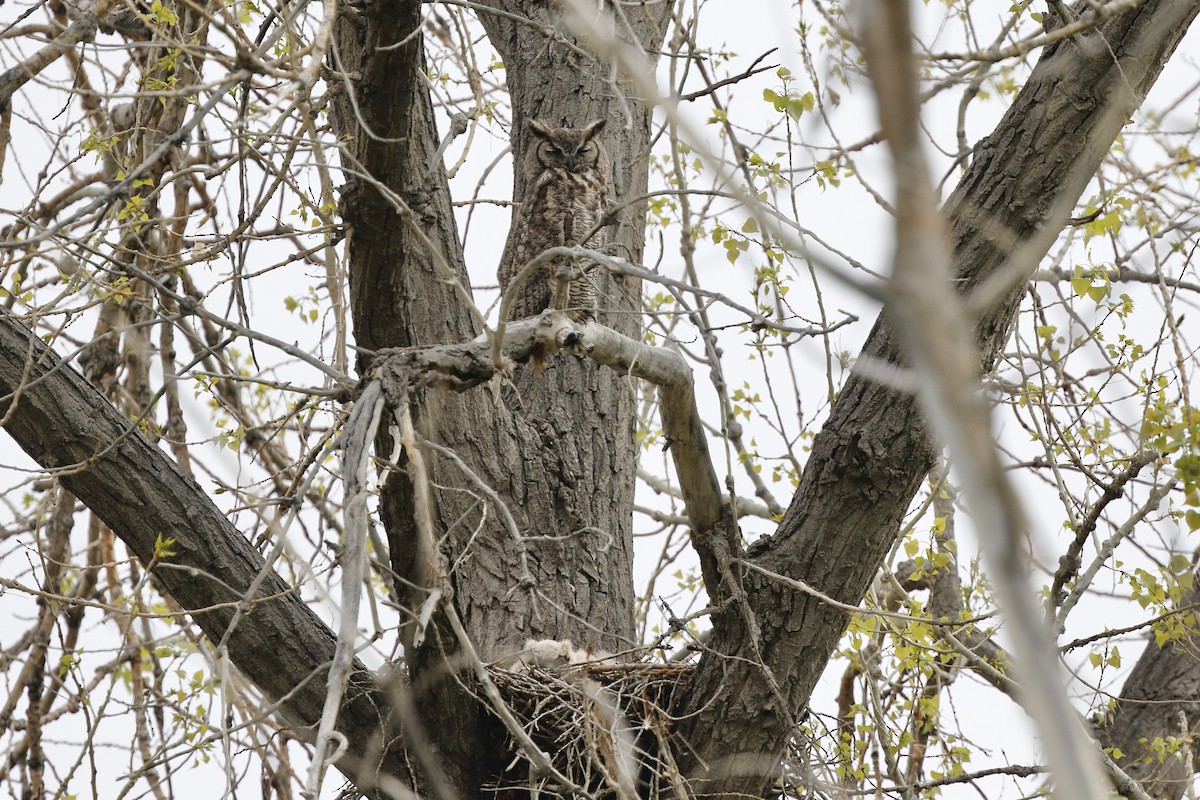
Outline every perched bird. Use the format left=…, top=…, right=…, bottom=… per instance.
left=498, top=118, right=610, bottom=325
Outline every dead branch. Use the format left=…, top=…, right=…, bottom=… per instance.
left=367, top=312, right=723, bottom=546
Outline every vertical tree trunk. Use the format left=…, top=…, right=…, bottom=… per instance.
left=461, top=0, right=670, bottom=656
left=329, top=3, right=494, bottom=793
left=329, top=0, right=668, bottom=792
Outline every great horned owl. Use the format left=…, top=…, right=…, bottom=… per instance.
left=499, top=118, right=610, bottom=323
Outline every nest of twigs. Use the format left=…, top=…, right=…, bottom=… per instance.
left=484, top=661, right=693, bottom=799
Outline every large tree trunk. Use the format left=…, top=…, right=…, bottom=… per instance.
left=328, top=0, right=668, bottom=793
left=3, top=2, right=1200, bottom=799
left=327, top=3, right=493, bottom=793
left=464, top=0, right=671, bottom=658
left=673, top=2, right=1200, bottom=795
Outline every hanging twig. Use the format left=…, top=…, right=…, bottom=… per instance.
left=304, top=380, right=384, bottom=799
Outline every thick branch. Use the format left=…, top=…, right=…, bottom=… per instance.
left=673, top=2, right=1200, bottom=795
left=0, top=309, right=406, bottom=795
left=869, top=0, right=1107, bottom=796
left=328, top=2, right=493, bottom=793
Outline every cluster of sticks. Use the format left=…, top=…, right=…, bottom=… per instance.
left=485, top=662, right=693, bottom=799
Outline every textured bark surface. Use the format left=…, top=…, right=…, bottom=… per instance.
left=0, top=310, right=408, bottom=793
left=1095, top=586, right=1200, bottom=800
left=673, top=2, right=1200, bottom=795
left=330, top=0, right=668, bottom=657
left=328, top=3, right=497, bottom=794
left=464, top=0, right=670, bottom=657
left=328, top=0, right=668, bottom=793
left=4, top=2, right=1199, bottom=798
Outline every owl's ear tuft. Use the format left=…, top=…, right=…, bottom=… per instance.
left=582, top=119, right=607, bottom=139
left=527, top=119, right=554, bottom=140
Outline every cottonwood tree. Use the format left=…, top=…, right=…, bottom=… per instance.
left=1, top=0, right=1199, bottom=798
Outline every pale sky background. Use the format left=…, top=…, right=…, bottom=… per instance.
left=1, top=0, right=1199, bottom=796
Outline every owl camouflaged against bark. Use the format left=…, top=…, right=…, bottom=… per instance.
left=499, top=118, right=610, bottom=324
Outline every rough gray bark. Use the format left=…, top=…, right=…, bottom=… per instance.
left=464, top=0, right=670, bottom=657
left=1095, top=584, right=1200, bottom=800
left=328, top=0, right=668, bottom=793
left=330, top=0, right=669, bottom=655
left=0, top=309, right=407, bottom=793
left=673, top=2, right=1200, bottom=795
left=328, top=3, right=495, bottom=793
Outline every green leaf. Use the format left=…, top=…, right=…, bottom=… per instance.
left=153, top=534, right=177, bottom=559
left=1084, top=209, right=1123, bottom=241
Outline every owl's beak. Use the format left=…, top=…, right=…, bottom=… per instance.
left=565, top=154, right=576, bottom=171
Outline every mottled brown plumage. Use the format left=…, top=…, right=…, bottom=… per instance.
left=499, top=118, right=610, bottom=323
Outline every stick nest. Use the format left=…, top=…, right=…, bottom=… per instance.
left=484, top=661, right=694, bottom=799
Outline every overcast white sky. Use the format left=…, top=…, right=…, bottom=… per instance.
left=1, top=0, right=1199, bottom=796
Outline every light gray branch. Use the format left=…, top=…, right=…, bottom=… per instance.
left=861, top=2, right=1110, bottom=797
left=367, top=311, right=724, bottom=547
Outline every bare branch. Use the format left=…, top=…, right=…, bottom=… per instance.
left=0, top=307, right=408, bottom=795
left=862, top=2, right=1110, bottom=796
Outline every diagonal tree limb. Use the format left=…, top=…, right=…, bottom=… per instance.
left=672, top=1, right=1200, bottom=795
left=1048, top=449, right=1159, bottom=622
left=864, top=1, right=1110, bottom=797
left=0, top=307, right=409, bottom=797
